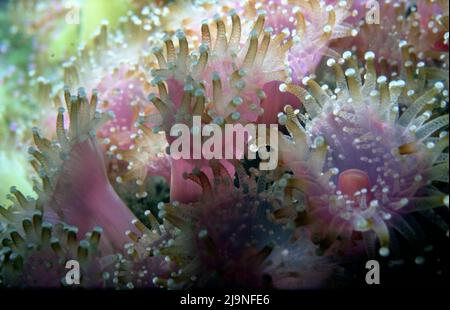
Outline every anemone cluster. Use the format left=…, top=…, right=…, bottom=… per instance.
left=0, top=0, right=448, bottom=289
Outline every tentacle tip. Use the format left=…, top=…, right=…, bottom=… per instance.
left=378, top=247, right=390, bottom=257
left=364, top=51, right=376, bottom=61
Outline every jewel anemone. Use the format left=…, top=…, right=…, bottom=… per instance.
left=277, top=51, right=449, bottom=257
left=26, top=89, right=139, bottom=254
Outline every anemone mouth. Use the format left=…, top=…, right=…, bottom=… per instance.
left=338, top=169, right=372, bottom=200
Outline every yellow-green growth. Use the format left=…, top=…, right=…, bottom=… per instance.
left=47, top=0, right=133, bottom=63
left=0, top=151, right=35, bottom=207
left=80, top=0, right=133, bottom=41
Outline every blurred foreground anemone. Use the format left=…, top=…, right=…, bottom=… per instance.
left=25, top=88, right=139, bottom=254
left=0, top=219, right=116, bottom=288
left=125, top=161, right=335, bottom=289
left=277, top=51, right=449, bottom=257
left=109, top=209, right=172, bottom=289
